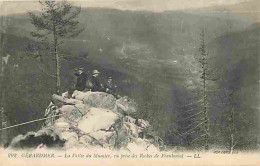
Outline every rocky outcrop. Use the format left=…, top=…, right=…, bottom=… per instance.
left=9, top=91, right=162, bottom=152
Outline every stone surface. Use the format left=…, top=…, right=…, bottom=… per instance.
left=137, top=119, right=151, bottom=128
left=59, top=131, right=78, bottom=141
left=123, top=116, right=136, bottom=123
left=126, top=138, right=151, bottom=152
left=79, top=135, right=93, bottom=144
left=72, top=90, right=87, bottom=100
left=123, top=122, right=138, bottom=138
left=64, top=136, right=79, bottom=149
left=9, top=91, right=160, bottom=151
left=58, top=105, right=82, bottom=123
left=116, top=96, right=137, bottom=115
left=54, top=121, right=70, bottom=132
left=77, top=108, right=119, bottom=134
left=88, top=130, right=114, bottom=143
left=81, top=92, right=116, bottom=110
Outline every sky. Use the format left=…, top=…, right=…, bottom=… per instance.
left=0, top=0, right=255, bottom=16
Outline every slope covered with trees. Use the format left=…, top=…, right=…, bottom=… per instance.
left=0, top=5, right=259, bottom=150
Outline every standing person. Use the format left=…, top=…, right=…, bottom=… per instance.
left=90, top=69, right=104, bottom=92
left=68, top=67, right=87, bottom=97
left=74, top=67, right=87, bottom=91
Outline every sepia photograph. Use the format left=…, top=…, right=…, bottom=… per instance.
left=0, top=0, right=259, bottom=165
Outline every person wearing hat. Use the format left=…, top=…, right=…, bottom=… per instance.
left=104, top=76, right=120, bottom=98
left=104, top=76, right=117, bottom=93
left=68, top=67, right=87, bottom=97
left=90, top=69, right=104, bottom=92
left=74, top=67, right=87, bottom=91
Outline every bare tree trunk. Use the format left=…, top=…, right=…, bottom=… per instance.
left=53, top=19, right=61, bottom=95
left=55, top=46, right=61, bottom=95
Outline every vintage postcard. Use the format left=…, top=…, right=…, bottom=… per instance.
left=0, top=0, right=259, bottom=165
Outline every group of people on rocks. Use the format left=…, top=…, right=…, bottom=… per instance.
left=68, top=67, right=120, bottom=98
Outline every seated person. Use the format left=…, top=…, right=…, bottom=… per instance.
left=104, top=76, right=120, bottom=98
left=89, top=69, right=104, bottom=92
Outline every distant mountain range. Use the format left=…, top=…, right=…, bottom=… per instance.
left=1, top=6, right=259, bottom=147
left=3, top=7, right=256, bottom=85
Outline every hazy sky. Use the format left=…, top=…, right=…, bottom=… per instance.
left=0, top=0, right=254, bottom=15
left=73, top=0, right=252, bottom=11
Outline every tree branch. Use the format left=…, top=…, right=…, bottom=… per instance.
left=182, top=111, right=204, bottom=120
left=183, top=108, right=199, bottom=113
left=183, top=120, right=208, bottom=135
left=181, top=99, right=204, bottom=107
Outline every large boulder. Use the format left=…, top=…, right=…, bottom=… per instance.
left=115, top=96, right=137, bottom=115
left=72, top=90, right=88, bottom=100
left=57, top=105, right=83, bottom=124
left=77, top=108, right=119, bottom=134
left=75, top=92, right=116, bottom=110
left=9, top=90, right=161, bottom=151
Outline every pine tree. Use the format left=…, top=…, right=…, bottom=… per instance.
left=28, top=0, right=84, bottom=94
left=198, top=30, right=210, bottom=150
left=179, top=30, right=221, bottom=150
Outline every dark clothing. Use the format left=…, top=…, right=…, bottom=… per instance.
left=91, top=76, right=104, bottom=92
left=104, top=81, right=120, bottom=98
left=74, top=72, right=87, bottom=91
left=104, top=81, right=117, bottom=94
left=68, top=72, right=87, bottom=97
left=68, top=87, right=75, bottom=98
